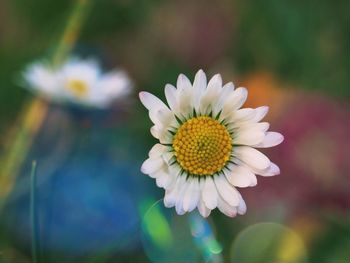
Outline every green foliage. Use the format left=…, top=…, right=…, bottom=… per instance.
left=234, top=0, right=350, bottom=97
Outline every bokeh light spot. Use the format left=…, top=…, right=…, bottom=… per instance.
left=230, top=222, right=308, bottom=263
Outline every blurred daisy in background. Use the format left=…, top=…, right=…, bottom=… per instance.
left=23, top=57, right=132, bottom=108
left=140, top=70, right=284, bottom=218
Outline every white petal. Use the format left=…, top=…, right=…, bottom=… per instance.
left=220, top=87, right=248, bottom=121
left=231, top=157, right=276, bottom=178
left=227, top=108, right=256, bottom=127
left=202, top=177, right=218, bottom=209
left=155, top=169, right=168, bottom=188
left=182, top=178, right=195, bottom=212
left=256, top=122, right=270, bottom=132
left=148, top=108, right=176, bottom=127
left=175, top=178, right=189, bottom=215
left=162, top=151, right=175, bottom=165
left=150, top=125, right=161, bottom=139
left=148, top=167, right=165, bottom=179
left=256, top=162, right=281, bottom=177
left=234, top=146, right=271, bottom=170
left=156, top=171, right=175, bottom=189
left=177, top=74, right=192, bottom=92
left=224, top=165, right=257, bottom=187
left=234, top=129, right=265, bottom=146
left=207, top=74, right=223, bottom=91
left=149, top=144, right=168, bottom=158
left=197, top=197, right=211, bottom=218
left=161, top=134, right=173, bottom=145
left=148, top=111, right=162, bottom=126
left=237, top=194, right=247, bottom=215
left=255, top=132, right=284, bottom=148
left=164, top=175, right=183, bottom=208
left=139, top=91, right=168, bottom=111
left=217, top=196, right=238, bottom=218
left=176, top=74, right=193, bottom=117
left=214, top=175, right=240, bottom=206
left=240, top=122, right=270, bottom=132
left=233, top=87, right=248, bottom=109
left=151, top=127, right=172, bottom=144
left=213, top=82, right=235, bottom=116
left=168, top=163, right=182, bottom=177
left=253, top=106, right=269, bottom=122
left=183, top=178, right=200, bottom=212
left=159, top=109, right=177, bottom=127
left=176, top=205, right=185, bottom=215
left=164, top=84, right=178, bottom=112
left=192, top=69, right=207, bottom=111
left=189, top=180, right=201, bottom=212
left=141, top=157, right=164, bottom=174
left=193, top=70, right=207, bottom=93
left=199, top=74, right=222, bottom=115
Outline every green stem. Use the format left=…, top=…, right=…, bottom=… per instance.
left=30, top=161, right=39, bottom=263
left=52, top=0, right=92, bottom=67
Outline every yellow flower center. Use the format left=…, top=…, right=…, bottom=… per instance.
left=172, top=116, right=232, bottom=176
left=66, top=79, right=88, bottom=98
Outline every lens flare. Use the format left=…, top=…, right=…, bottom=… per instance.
left=189, top=213, right=223, bottom=262
left=141, top=199, right=200, bottom=263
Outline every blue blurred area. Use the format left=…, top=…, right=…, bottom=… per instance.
left=2, top=106, right=159, bottom=260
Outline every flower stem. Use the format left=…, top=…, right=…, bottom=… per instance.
left=30, top=160, right=39, bottom=263
left=0, top=99, right=48, bottom=209
left=52, top=0, right=92, bottom=67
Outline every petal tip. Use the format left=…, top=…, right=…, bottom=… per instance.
left=275, top=165, right=281, bottom=175
left=261, top=105, right=269, bottom=113
left=270, top=163, right=281, bottom=176
left=138, top=91, right=147, bottom=102
left=178, top=73, right=187, bottom=80
left=279, top=134, right=285, bottom=144
left=140, top=164, right=147, bottom=174
left=273, top=133, right=285, bottom=146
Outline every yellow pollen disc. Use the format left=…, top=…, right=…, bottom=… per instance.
left=172, top=116, right=232, bottom=176
left=66, top=79, right=88, bottom=98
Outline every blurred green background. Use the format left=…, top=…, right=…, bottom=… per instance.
left=0, top=0, right=350, bottom=262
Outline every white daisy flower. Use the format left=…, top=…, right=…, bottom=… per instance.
left=139, top=70, right=284, bottom=218
left=23, top=57, right=132, bottom=108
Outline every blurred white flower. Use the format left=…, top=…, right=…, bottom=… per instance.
left=140, top=70, right=284, bottom=218
left=23, top=58, right=132, bottom=108
left=23, top=61, right=61, bottom=100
